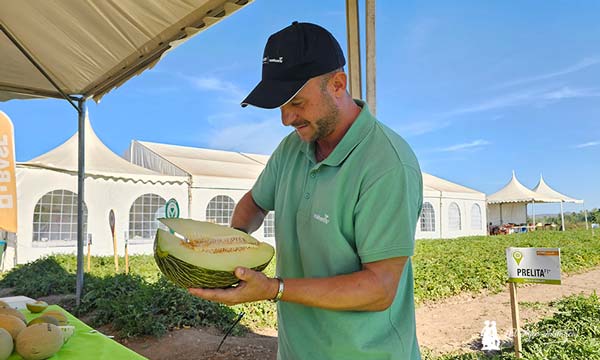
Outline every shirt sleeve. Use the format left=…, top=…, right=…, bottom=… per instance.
left=251, top=144, right=282, bottom=212
left=353, top=165, right=423, bottom=263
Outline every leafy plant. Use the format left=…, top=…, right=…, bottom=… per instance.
left=425, top=293, right=600, bottom=360
left=413, top=229, right=600, bottom=303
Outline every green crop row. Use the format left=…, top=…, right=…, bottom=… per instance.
left=413, top=229, right=600, bottom=303
left=1, top=229, right=598, bottom=337
left=425, top=292, right=600, bottom=360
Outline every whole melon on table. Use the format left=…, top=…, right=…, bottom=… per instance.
left=0, top=307, right=26, bottom=322
left=0, top=314, right=26, bottom=339
left=155, top=218, right=275, bottom=288
left=16, top=323, right=63, bottom=360
left=0, top=328, right=13, bottom=360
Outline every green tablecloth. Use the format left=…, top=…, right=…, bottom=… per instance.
left=8, top=305, right=147, bottom=360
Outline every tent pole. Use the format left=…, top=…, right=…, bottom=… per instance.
left=366, top=0, right=376, bottom=115
left=345, top=0, right=362, bottom=99
left=76, top=99, right=86, bottom=305
left=500, top=203, right=503, bottom=225
left=532, top=200, right=535, bottom=231
left=560, top=201, right=565, bottom=232
left=584, top=202, right=588, bottom=230
left=439, top=193, right=443, bottom=239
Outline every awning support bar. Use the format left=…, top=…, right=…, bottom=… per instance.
left=0, top=23, right=78, bottom=110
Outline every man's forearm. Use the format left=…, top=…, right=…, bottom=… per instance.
left=279, top=257, right=408, bottom=311
left=230, top=191, right=267, bottom=234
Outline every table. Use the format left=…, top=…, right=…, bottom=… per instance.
left=4, top=303, right=147, bottom=360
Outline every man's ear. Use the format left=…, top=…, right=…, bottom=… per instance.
left=331, top=71, right=348, bottom=97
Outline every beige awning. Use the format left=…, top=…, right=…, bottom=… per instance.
left=0, top=0, right=252, bottom=103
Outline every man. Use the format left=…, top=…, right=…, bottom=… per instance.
left=189, top=22, right=423, bottom=359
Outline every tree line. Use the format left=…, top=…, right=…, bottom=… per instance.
left=528, top=208, right=600, bottom=228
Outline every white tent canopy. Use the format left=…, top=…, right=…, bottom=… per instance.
left=488, top=171, right=553, bottom=204
left=126, top=140, right=269, bottom=179
left=532, top=175, right=583, bottom=204
left=423, top=172, right=485, bottom=199
left=21, top=116, right=185, bottom=185
left=487, top=172, right=584, bottom=230
left=487, top=171, right=553, bottom=226
left=8, top=115, right=188, bottom=270
left=532, top=174, right=585, bottom=231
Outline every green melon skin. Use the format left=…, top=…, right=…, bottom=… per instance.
left=0, top=328, right=13, bottom=360
left=16, top=323, right=64, bottom=360
left=154, top=219, right=274, bottom=289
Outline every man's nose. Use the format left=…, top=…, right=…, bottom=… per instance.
left=280, top=106, right=297, bottom=126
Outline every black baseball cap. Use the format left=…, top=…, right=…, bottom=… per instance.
left=241, top=22, right=346, bottom=109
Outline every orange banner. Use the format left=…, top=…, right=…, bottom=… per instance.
left=0, top=111, right=17, bottom=233
left=536, top=250, right=559, bottom=256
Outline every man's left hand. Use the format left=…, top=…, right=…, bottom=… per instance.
left=188, top=267, right=278, bottom=306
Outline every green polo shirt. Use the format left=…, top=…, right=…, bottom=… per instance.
left=252, top=100, right=423, bottom=360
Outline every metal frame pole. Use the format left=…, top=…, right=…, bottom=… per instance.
left=560, top=201, right=565, bottom=231
left=76, top=99, right=86, bottom=305
left=365, top=0, right=376, bottom=114
left=345, top=0, right=362, bottom=99
left=2, top=21, right=88, bottom=304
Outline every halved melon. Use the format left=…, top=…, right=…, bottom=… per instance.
left=155, top=218, right=274, bottom=288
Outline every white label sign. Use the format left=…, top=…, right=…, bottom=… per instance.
left=506, top=247, right=561, bottom=285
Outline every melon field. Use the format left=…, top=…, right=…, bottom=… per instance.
left=1, top=229, right=599, bottom=359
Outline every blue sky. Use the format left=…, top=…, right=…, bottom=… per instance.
left=2, top=1, right=599, bottom=212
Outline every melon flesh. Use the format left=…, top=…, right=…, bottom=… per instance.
left=155, top=219, right=274, bottom=288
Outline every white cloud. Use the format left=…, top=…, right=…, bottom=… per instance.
left=434, top=139, right=490, bottom=152
left=496, top=56, right=600, bottom=89
left=394, top=120, right=451, bottom=137
left=190, top=76, right=246, bottom=99
left=574, top=141, right=600, bottom=149
left=541, top=87, right=600, bottom=100
left=444, top=86, right=600, bottom=117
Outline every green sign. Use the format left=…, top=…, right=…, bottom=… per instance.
left=165, top=198, right=180, bottom=219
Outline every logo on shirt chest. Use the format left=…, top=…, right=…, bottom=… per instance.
left=313, top=212, right=330, bottom=224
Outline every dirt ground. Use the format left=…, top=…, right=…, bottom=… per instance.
left=118, top=267, right=600, bottom=359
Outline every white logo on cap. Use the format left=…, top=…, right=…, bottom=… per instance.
left=263, top=56, right=284, bottom=64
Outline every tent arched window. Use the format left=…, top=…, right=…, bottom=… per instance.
left=263, top=212, right=275, bottom=238
left=470, top=203, right=482, bottom=230
left=206, top=195, right=236, bottom=225
left=128, top=194, right=166, bottom=241
left=420, top=202, right=435, bottom=232
left=448, top=202, right=462, bottom=231
left=32, top=189, right=88, bottom=244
